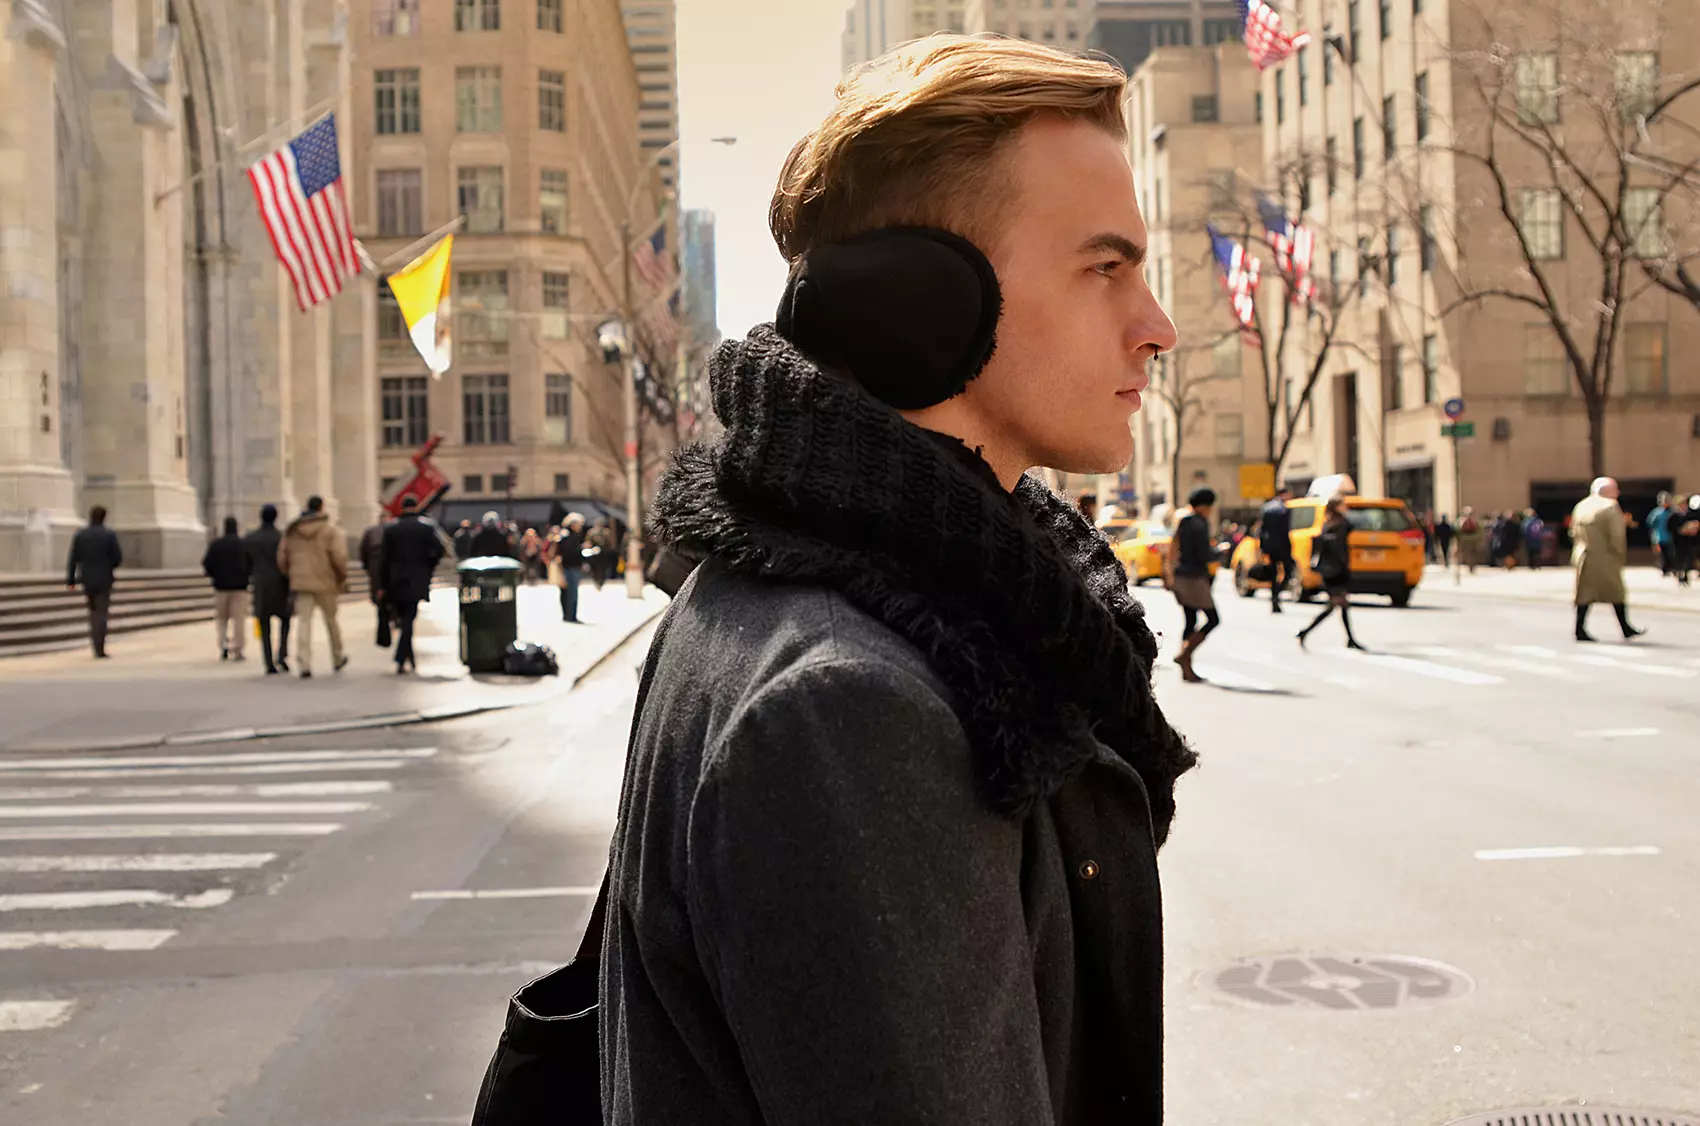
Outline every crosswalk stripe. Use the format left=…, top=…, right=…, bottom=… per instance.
left=1500, top=644, right=1559, bottom=659
left=0, top=823, right=343, bottom=841
left=1232, top=649, right=1368, bottom=689
left=0, top=929, right=176, bottom=951
left=0, top=1000, right=77, bottom=1031
left=0, top=759, right=418, bottom=781
left=0, top=781, right=392, bottom=801
left=0, top=853, right=276, bottom=873
left=1332, top=650, right=1505, bottom=685
left=1408, top=646, right=1585, bottom=680
left=0, top=748, right=436, bottom=773
left=0, top=801, right=374, bottom=819
left=1570, top=654, right=1697, bottom=678
left=0, top=888, right=235, bottom=912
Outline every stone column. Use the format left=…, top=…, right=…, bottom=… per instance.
left=0, top=2, right=78, bottom=572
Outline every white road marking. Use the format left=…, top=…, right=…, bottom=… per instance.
left=1475, top=846, right=1662, bottom=861
left=0, top=888, right=234, bottom=912
left=0, top=823, right=343, bottom=842
left=0, top=853, right=277, bottom=873
left=0, top=929, right=176, bottom=951
left=1334, top=650, right=1505, bottom=685
left=1499, top=644, right=1559, bottom=659
left=1571, top=654, right=1697, bottom=678
left=1574, top=727, right=1661, bottom=739
left=1230, top=649, right=1367, bottom=689
left=412, top=886, right=602, bottom=901
left=0, top=759, right=417, bottom=781
left=0, top=801, right=374, bottom=819
left=1408, top=646, right=1584, bottom=680
left=0, top=781, right=392, bottom=801
left=0, top=748, right=436, bottom=773
left=0, top=1000, right=77, bottom=1032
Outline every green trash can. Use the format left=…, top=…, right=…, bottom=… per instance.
left=457, top=557, right=523, bottom=672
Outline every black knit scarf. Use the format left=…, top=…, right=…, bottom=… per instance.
left=649, top=326, right=1196, bottom=844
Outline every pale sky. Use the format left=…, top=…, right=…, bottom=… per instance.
left=675, top=0, right=849, bottom=337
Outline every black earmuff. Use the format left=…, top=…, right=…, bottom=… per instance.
left=774, top=227, right=1002, bottom=411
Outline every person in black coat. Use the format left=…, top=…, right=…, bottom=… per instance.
left=202, top=516, right=252, bottom=661
left=359, top=517, right=391, bottom=647
left=468, top=511, right=517, bottom=558
left=1258, top=485, right=1295, bottom=613
left=379, top=497, right=446, bottom=674
left=66, top=505, right=123, bottom=659
left=1298, top=496, right=1364, bottom=650
left=244, top=504, right=293, bottom=675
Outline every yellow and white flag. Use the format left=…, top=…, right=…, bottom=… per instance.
left=386, top=235, right=453, bottom=375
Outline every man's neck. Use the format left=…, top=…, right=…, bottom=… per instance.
left=898, top=402, right=1028, bottom=491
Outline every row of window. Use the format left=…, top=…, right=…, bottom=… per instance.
left=372, top=0, right=566, bottom=35
left=374, top=166, right=569, bottom=238
left=378, top=269, right=573, bottom=350
left=374, top=67, right=566, bottom=136
left=991, top=0, right=1081, bottom=8
left=380, top=372, right=576, bottom=449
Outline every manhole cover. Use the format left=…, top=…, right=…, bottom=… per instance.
left=1444, top=1109, right=1700, bottom=1126
left=1204, top=954, right=1472, bottom=1010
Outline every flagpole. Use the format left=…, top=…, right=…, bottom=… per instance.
left=372, top=214, right=468, bottom=273
left=153, top=89, right=348, bottom=207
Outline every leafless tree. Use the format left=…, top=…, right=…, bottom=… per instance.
left=1146, top=329, right=1244, bottom=506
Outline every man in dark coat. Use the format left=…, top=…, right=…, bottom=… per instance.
left=244, top=504, right=293, bottom=675
left=66, top=505, right=122, bottom=659
left=202, top=516, right=251, bottom=661
left=595, top=36, right=1193, bottom=1126
left=379, top=496, right=445, bottom=674
left=452, top=519, right=475, bottom=561
left=1259, top=484, right=1295, bottom=613
left=467, top=511, right=516, bottom=558
left=359, top=515, right=391, bottom=647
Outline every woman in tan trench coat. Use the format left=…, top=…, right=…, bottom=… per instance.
left=1570, top=476, right=1644, bottom=642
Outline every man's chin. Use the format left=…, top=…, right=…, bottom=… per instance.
left=1041, top=443, right=1134, bottom=478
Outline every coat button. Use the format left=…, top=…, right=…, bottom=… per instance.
left=1079, top=860, right=1100, bottom=880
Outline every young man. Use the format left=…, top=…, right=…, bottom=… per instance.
left=66, top=505, right=122, bottom=659
left=1259, top=484, right=1294, bottom=613
left=378, top=496, right=444, bottom=675
left=277, top=495, right=349, bottom=678
left=605, top=36, right=1191, bottom=1124
left=1168, top=486, right=1221, bottom=682
left=245, top=504, right=293, bottom=675
left=201, top=516, right=251, bottom=661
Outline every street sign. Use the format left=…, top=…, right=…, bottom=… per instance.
left=1238, top=461, right=1277, bottom=500
left=1441, top=421, right=1475, bottom=438
left=1443, top=397, right=1466, bottom=420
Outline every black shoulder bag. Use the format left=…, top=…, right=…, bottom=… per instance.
left=469, top=610, right=675, bottom=1125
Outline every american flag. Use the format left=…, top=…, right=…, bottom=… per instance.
left=633, top=225, right=674, bottom=293
left=1238, top=0, right=1311, bottom=70
left=246, top=115, right=359, bottom=311
left=1257, top=195, right=1319, bottom=305
left=1208, top=224, right=1262, bottom=346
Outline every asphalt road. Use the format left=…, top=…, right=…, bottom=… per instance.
left=0, top=574, right=1695, bottom=1125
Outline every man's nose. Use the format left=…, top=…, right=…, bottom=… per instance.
left=1131, top=288, right=1178, bottom=355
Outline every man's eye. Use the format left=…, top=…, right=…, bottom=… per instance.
left=1095, top=260, right=1123, bottom=276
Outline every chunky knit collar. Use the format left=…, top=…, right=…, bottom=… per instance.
left=649, top=326, right=1196, bottom=843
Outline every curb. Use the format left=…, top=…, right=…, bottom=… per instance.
left=0, top=606, right=665, bottom=755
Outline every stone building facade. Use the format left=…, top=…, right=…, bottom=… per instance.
left=1, top=0, right=377, bottom=573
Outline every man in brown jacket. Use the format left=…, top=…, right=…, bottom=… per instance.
left=277, top=495, right=350, bottom=678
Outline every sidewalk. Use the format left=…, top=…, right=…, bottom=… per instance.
left=1422, top=562, right=1700, bottom=613
left=0, top=580, right=669, bottom=752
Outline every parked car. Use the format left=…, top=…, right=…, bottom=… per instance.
left=1230, top=495, right=1426, bottom=606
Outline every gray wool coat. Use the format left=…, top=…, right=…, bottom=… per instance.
left=601, top=562, right=1166, bottom=1125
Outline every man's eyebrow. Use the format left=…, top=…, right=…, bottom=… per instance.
left=1079, top=233, right=1146, bottom=266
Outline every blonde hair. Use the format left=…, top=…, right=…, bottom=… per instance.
left=770, top=34, right=1128, bottom=263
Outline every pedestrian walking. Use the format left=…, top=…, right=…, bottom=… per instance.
left=1520, top=509, right=1547, bottom=570
left=359, top=514, right=392, bottom=648
left=245, top=504, right=293, bottom=674
left=499, top=36, right=1195, bottom=1126
left=1457, top=506, right=1483, bottom=573
left=586, top=518, right=616, bottom=589
left=379, top=496, right=444, bottom=675
left=1673, top=495, right=1700, bottom=586
left=1571, top=476, right=1644, bottom=642
left=1259, top=484, right=1295, bottom=613
left=1077, top=492, right=1099, bottom=525
left=520, top=527, right=545, bottom=584
left=65, top=505, right=122, bottom=659
left=1647, top=492, right=1676, bottom=576
left=277, top=495, right=349, bottom=678
left=1434, top=513, right=1454, bottom=565
left=1167, top=487, right=1221, bottom=682
left=468, top=511, right=516, bottom=558
left=1297, top=496, right=1364, bottom=650
left=547, top=513, right=588, bottom=622
left=202, top=516, right=251, bottom=661
left=452, top=519, right=475, bottom=561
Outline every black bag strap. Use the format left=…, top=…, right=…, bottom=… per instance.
left=576, top=873, right=610, bottom=963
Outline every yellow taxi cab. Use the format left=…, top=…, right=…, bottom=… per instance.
left=1109, top=520, right=1221, bottom=585
left=1230, top=484, right=1426, bottom=607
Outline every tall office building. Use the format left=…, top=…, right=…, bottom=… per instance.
left=844, top=0, right=969, bottom=71
left=621, top=1, right=682, bottom=192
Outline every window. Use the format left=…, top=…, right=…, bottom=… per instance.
left=553, top=473, right=571, bottom=493
left=1353, top=117, right=1365, bottom=178
left=374, top=0, right=420, bottom=35
left=1516, top=53, right=1560, bottom=125
left=456, top=0, right=500, bottom=31
left=1348, top=0, right=1361, bottom=62
left=1387, top=343, right=1404, bottom=410
left=374, top=69, right=421, bottom=135
left=381, top=376, right=430, bottom=448
left=1624, top=187, right=1667, bottom=257
left=541, top=270, right=570, bottom=338
left=456, top=67, right=503, bottom=133
left=457, top=269, right=509, bottom=347
left=1518, top=188, right=1563, bottom=259
left=538, top=70, right=566, bottom=132
left=1378, top=0, right=1391, bottom=40
left=1382, top=94, right=1397, bottom=156
left=1213, top=333, right=1239, bottom=379
left=1153, top=178, right=1163, bottom=222
left=1386, top=225, right=1400, bottom=286
left=1413, top=0, right=1422, bottom=12
left=1276, top=68, right=1286, bottom=124
left=375, top=168, right=422, bottom=237
left=1329, top=247, right=1342, bottom=291
left=377, top=288, right=407, bottom=340
left=537, top=0, right=562, bottom=30
left=540, top=169, right=568, bottom=234
left=1415, top=72, right=1430, bottom=140
left=1344, top=506, right=1415, bottom=532
left=1326, top=136, right=1338, bottom=194
left=382, top=476, right=399, bottom=494
left=1524, top=327, right=1568, bottom=395
left=1624, top=322, right=1666, bottom=394
left=1298, top=46, right=1310, bottom=107
left=1204, top=17, right=1239, bottom=43
left=1358, top=236, right=1373, bottom=297
left=1214, top=413, right=1244, bottom=458
left=1420, top=204, right=1436, bottom=272
left=458, top=166, right=504, bottom=233
left=1422, top=334, right=1438, bottom=403
left=1256, top=92, right=1264, bottom=123
left=464, top=474, right=484, bottom=495
left=1616, top=52, right=1658, bottom=121
left=1192, top=95, right=1219, bottom=122
left=545, top=373, right=573, bottom=444
left=1324, top=38, right=1335, bottom=85
left=462, top=374, right=511, bottom=444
